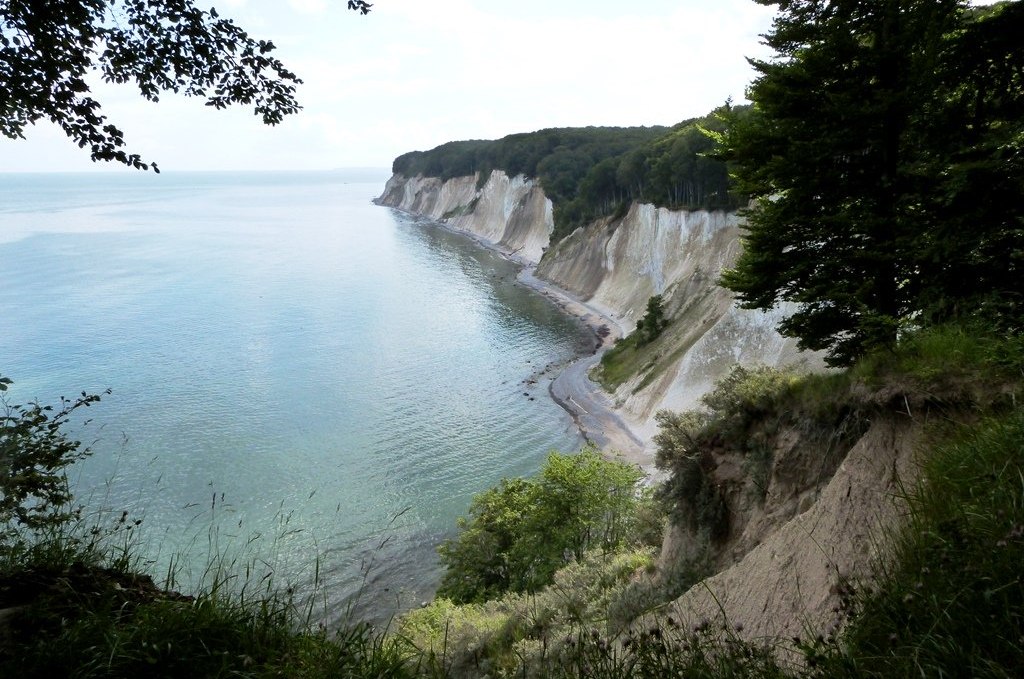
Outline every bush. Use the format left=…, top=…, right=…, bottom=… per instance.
left=437, top=449, right=644, bottom=604
left=699, top=365, right=799, bottom=436
left=653, top=366, right=809, bottom=535
left=400, top=549, right=656, bottom=678
left=0, top=375, right=108, bottom=546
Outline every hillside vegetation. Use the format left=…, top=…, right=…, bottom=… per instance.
left=402, top=326, right=1024, bottom=678
left=391, top=114, right=743, bottom=242
left=3, top=327, right=1023, bottom=677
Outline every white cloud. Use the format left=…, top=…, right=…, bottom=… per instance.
left=0, top=0, right=778, bottom=171
left=287, top=0, right=329, bottom=15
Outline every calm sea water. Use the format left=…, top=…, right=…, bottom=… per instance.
left=0, top=170, right=590, bottom=621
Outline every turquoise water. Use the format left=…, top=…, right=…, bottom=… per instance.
left=0, top=170, right=590, bottom=621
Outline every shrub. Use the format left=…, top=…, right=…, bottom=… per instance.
left=653, top=366, right=802, bottom=535
left=0, top=375, right=108, bottom=546
left=699, top=364, right=799, bottom=437
left=400, top=549, right=656, bottom=678
left=437, top=449, right=643, bottom=603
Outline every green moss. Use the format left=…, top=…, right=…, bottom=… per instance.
left=440, top=197, right=479, bottom=221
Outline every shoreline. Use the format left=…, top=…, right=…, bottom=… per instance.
left=381, top=204, right=653, bottom=472
left=516, top=268, right=649, bottom=468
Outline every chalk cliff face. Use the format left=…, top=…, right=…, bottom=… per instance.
left=376, top=171, right=552, bottom=264
left=537, top=203, right=741, bottom=321
left=638, top=413, right=919, bottom=651
left=536, top=203, right=812, bottom=437
left=377, top=172, right=814, bottom=439
left=379, top=171, right=889, bottom=649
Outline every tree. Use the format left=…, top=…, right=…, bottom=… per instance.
left=633, top=294, right=668, bottom=345
left=718, top=0, right=967, bottom=365
left=0, top=375, right=108, bottom=545
left=436, top=449, right=642, bottom=604
left=910, top=1, right=1024, bottom=326
left=0, top=0, right=371, bottom=171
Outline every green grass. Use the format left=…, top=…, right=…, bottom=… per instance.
left=596, top=314, right=703, bottom=393
left=0, top=518, right=422, bottom=678
left=399, top=549, right=660, bottom=678
left=814, top=411, right=1024, bottom=678
left=516, top=623, right=792, bottom=679
left=849, top=324, right=1024, bottom=403
left=3, top=581, right=396, bottom=677
left=595, top=333, right=648, bottom=391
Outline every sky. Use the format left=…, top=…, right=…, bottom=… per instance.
left=0, top=0, right=783, bottom=172
left=0, top=0, right=1000, bottom=173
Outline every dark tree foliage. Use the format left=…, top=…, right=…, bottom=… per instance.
left=393, top=126, right=668, bottom=195
left=633, top=295, right=668, bottom=345
left=0, top=0, right=371, bottom=171
left=556, top=112, right=745, bottom=239
left=393, top=126, right=670, bottom=242
left=912, top=1, right=1024, bottom=326
left=719, top=0, right=1023, bottom=366
left=393, top=116, right=745, bottom=243
left=0, top=376, right=108, bottom=538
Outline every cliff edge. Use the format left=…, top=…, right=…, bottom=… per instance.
left=376, top=171, right=552, bottom=265
left=375, top=171, right=815, bottom=458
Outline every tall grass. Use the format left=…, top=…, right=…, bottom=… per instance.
left=814, top=411, right=1024, bottom=677
left=849, top=324, right=1024, bottom=404
left=4, top=325, right=1023, bottom=677
left=0, top=498, right=422, bottom=678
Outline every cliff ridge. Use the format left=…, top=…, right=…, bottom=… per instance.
left=376, top=171, right=815, bottom=455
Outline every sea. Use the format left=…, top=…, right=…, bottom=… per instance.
left=0, top=170, right=592, bottom=622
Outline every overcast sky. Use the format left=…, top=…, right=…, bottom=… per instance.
left=0, top=0, right=999, bottom=173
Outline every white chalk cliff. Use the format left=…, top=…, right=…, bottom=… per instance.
left=376, top=171, right=552, bottom=264
left=376, top=171, right=814, bottom=442
left=377, top=170, right=911, bottom=650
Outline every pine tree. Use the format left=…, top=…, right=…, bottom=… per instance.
left=719, top=0, right=965, bottom=365
left=911, top=1, right=1024, bottom=326
left=635, top=295, right=668, bottom=345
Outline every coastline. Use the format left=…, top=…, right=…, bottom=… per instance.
left=379, top=203, right=653, bottom=472
left=516, top=268, right=649, bottom=468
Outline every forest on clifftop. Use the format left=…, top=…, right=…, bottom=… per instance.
left=391, top=115, right=744, bottom=242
